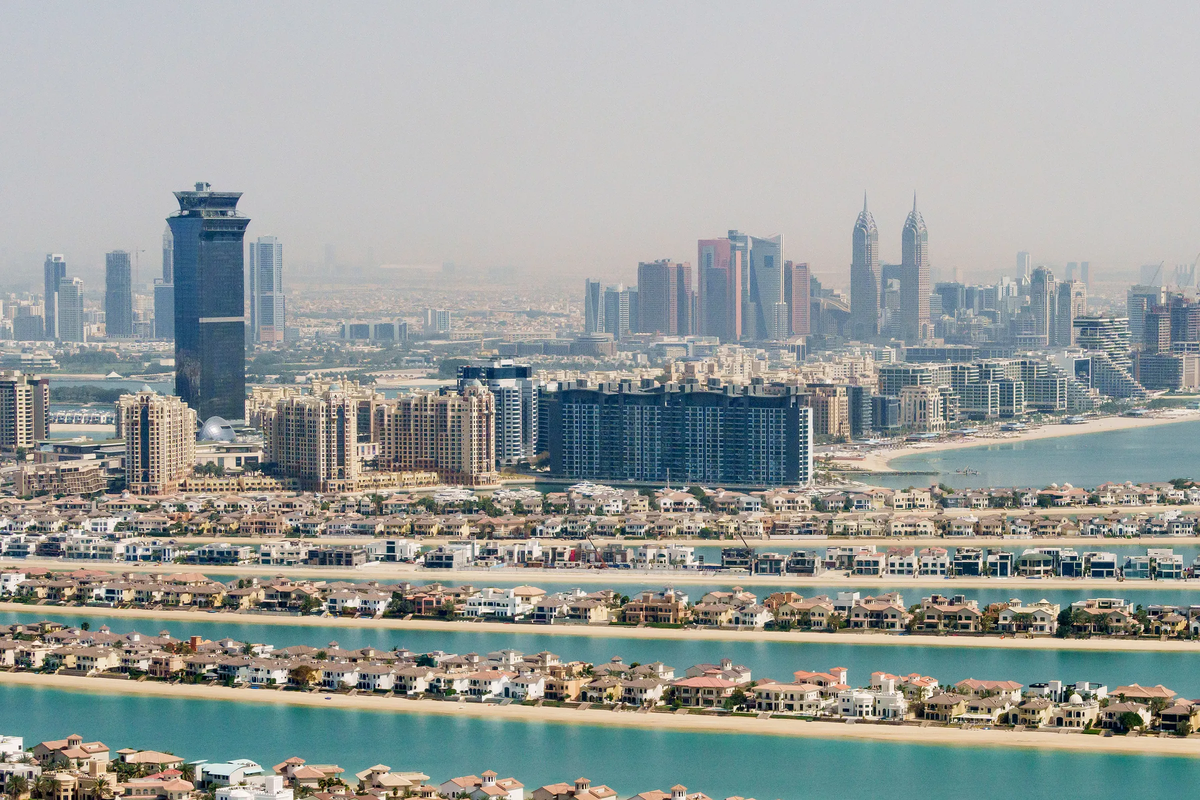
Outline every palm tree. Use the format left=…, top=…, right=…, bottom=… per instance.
left=32, top=776, right=54, bottom=800
left=179, top=764, right=195, bottom=783
left=90, top=780, right=114, bottom=800
left=7, top=775, right=29, bottom=800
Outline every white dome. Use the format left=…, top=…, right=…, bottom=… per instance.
left=200, top=416, right=236, bottom=442
left=1069, top=693, right=1083, bottom=705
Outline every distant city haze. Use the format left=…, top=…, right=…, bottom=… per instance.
left=2, top=2, right=1198, bottom=286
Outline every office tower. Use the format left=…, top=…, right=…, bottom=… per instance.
left=626, top=288, right=639, bottom=333
left=1080, top=261, right=1090, bottom=286
left=898, top=198, right=930, bottom=342
left=162, top=225, right=174, bottom=283
left=154, top=279, right=174, bottom=340
left=545, top=380, right=813, bottom=486
left=1051, top=281, right=1087, bottom=347
left=1064, top=262, right=1077, bottom=281
left=118, top=390, right=196, bottom=495
left=262, top=389, right=359, bottom=492
left=1030, top=267, right=1055, bottom=344
left=0, top=371, right=50, bottom=451
left=458, top=360, right=540, bottom=465
left=56, top=277, right=85, bottom=342
left=602, top=285, right=632, bottom=340
left=747, top=235, right=784, bottom=340
left=1127, top=285, right=1167, bottom=346
left=424, top=309, right=452, bottom=334
left=850, top=196, right=881, bottom=340
left=697, top=238, right=741, bottom=342
left=583, top=279, right=604, bottom=334
left=636, top=260, right=692, bottom=335
left=1169, top=294, right=1200, bottom=344
left=43, top=254, right=66, bottom=340
left=374, top=384, right=498, bottom=485
left=169, top=182, right=249, bottom=422
left=1016, top=252, right=1031, bottom=280
left=248, top=236, right=285, bottom=344
left=783, top=261, right=810, bottom=337
left=104, top=250, right=134, bottom=338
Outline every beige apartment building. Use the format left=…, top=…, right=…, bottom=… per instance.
left=0, top=370, right=50, bottom=451
left=808, top=384, right=850, bottom=439
left=118, top=391, right=197, bottom=495
left=374, top=384, right=498, bottom=486
left=898, top=385, right=946, bottom=433
left=261, top=389, right=360, bottom=492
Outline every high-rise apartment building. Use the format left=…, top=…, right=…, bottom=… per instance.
left=583, top=279, right=604, bottom=335
left=1051, top=280, right=1087, bottom=347
left=1080, top=261, right=1090, bottom=286
left=850, top=198, right=881, bottom=340
left=1127, top=285, right=1167, bottom=347
left=783, top=260, right=810, bottom=337
left=637, top=260, right=692, bottom=335
left=697, top=238, right=741, bottom=343
left=1029, top=267, right=1055, bottom=345
left=545, top=380, right=813, bottom=486
left=424, top=309, right=453, bottom=334
left=374, top=384, right=497, bottom=485
left=56, top=277, right=86, bottom=343
left=262, top=389, right=359, bottom=492
left=0, top=371, right=50, bottom=451
left=43, top=255, right=66, bottom=340
left=105, top=250, right=134, bottom=338
left=458, top=361, right=539, bottom=466
left=248, top=236, right=285, bottom=344
left=898, top=198, right=930, bottom=343
left=118, top=390, right=196, bottom=496
left=168, top=183, right=249, bottom=422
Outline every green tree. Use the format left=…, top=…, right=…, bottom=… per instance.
left=1118, top=711, right=1144, bottom=732
left=7, top=775, right=29, bottom=800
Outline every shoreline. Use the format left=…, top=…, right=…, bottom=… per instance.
left=838, top=411, right=1200, bottom=474
left=2, top=671, right=1197, bottom=757
left=10, top=556, right=1200, bottom=590
left=4, top=602, right=1200, bottom=652
left=9, top=558, right=1200, bottom=590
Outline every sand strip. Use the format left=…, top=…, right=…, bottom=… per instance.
left=2, top=671, right=1197, bottom=757
left=4, top=602, right=1199, bottom=652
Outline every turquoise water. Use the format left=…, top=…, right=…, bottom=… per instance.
left=4, top=611, right=1197, bottom=694
left=866, top=419, right=1200, bottom=490
left=0, top=683, right=1194, bottom=800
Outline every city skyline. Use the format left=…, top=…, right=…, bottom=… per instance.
left=2, top=4, right=1200, bottom=283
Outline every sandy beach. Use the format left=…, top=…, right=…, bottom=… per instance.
left=5, top=601, right=1200, bottom=652
left=2, top=670, right=1196, bottom=757
left=837, top=410, right=1200, bottom=473
left=8, top=556, right=1200, bottom=590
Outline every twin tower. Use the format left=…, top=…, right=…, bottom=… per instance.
left=850, top=196, right=930, bottom=344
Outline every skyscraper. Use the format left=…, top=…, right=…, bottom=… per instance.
left=747, top=235, right=784, bottom=340
left=43, top=254, right=66, bottom=340
left=262, top=388, right=359, bottom=492
left=162, top=225, right=174, bottom=283
left=603, top=285, right=632, bottom=340
left=105, top=250, right=134, bottom=338
left=898, top=197, right=930, bottom=343
left=168, top=182, right=249, bottom=422
left=154, top=280, right=174, bottom=340
left=783, top=261, right=810, bottom=337
left=248, top=236, right=285, bottom=344
left=583, top=279, right=604, bottom=335
left=1030, top=267, right=1056, bottom=345
left=637, top=260, right=692, bottom=335
left=118, top=390, right=196, bottom=496
left=697, top=238, right=741, bottom=342
left=1016, top=252, right=1032, bottom=280
left=56, top=277, right=85, bottom=343
left=1052, top=280, right=1086, bottom=347
left=850, top=196, right=881, bottom=340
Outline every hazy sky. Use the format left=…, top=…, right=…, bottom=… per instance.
left=3, top=1, right=1199, bottom=288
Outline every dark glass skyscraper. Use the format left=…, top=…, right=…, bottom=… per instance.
left=105, top=250, right=134, bottom=337
left=168, top=182, right=249, bottom=422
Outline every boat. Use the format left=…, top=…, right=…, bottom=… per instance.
left=955, top=467, right=980, bottom=475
